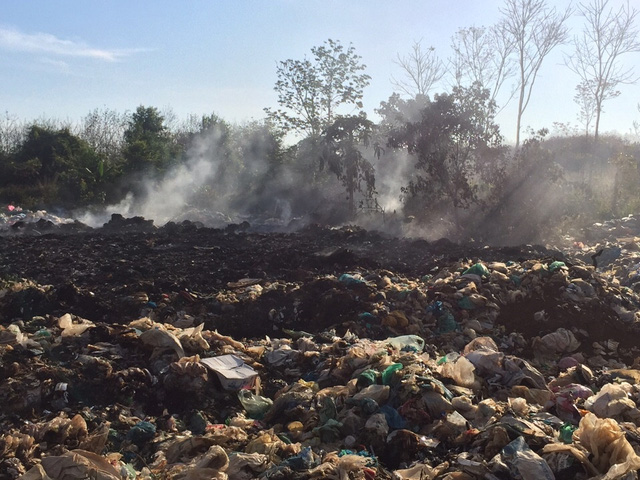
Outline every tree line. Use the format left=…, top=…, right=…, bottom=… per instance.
left=0, top=0, right=639, bottom=244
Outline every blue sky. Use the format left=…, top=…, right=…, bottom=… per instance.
left=1, top=0, right=638, bottom=143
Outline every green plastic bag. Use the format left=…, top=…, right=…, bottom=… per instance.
left=462, top=263, right=490, bottom=278
left=357, top=369, right=379, bottom=388
left=381, top=363, right=403, bottom=385
left=559, top=423, right=576, bottom=443
left=549, top=261, right=566, bottom=273
left=238, top=390, right=273, bottom=419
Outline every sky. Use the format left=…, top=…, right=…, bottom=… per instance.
left=1, top=0, right=639, bottom=144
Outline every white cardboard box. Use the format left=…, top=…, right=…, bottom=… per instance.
left=200, top=354, right=258, bottom=390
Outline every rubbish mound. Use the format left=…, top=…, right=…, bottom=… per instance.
left=2, top=215, right=640, bottom=479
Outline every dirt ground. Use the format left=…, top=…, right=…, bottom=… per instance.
left=0, top=218, right=563, bottom=336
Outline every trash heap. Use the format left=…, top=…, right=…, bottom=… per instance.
left=3, top=219, right=640, bottom=479
left=0, top=206, right=80, bottom=234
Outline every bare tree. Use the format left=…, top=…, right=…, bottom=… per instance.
left=450, top=24, right=517, bottom=112
left=566, top=0, right=640, bottom=141
left=0, top=111, right=26, bottom=155
left=574, top=80, right=598, bottom=136
left=500, top=0, right=571, bottom=147
left=391, top=40, right=445, bottom=98
left=78, top=107, right=127, bottom=163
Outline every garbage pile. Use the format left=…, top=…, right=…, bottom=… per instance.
left=2, top=217, right=640, bottom=479
left=0, top=206, right=82, bottom=234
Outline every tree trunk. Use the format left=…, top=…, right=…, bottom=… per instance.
left=594, top=101, right=602, bottom=143
left=348, top=184, right=355, bottom=218
left=453, top=205, right=461, bottom=237
left=611, top=168, right=619, bottom=216
left=515, top=75, right=525, bottom=148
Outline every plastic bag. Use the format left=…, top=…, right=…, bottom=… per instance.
left=33, top=449, right=122, bottom=480
left=365, top=413, right=389, bottom=438
left=496, top=436, right=554, bottom=480
left=533, top=328, right=580, bottom=359
left=385, top=335, right=425, bottom=352
left=226, top=452, right=269, bottom=479
left=584, top=382, right=636, bottom=419
left=463, top=263, right=490, bottom=278
left=237, top=390, right=273, bottom=420
left=393, top=462, right=442, bottom=480
left=353, top=385, right=390, bottom=405
left=381, top=363, right=403, bottom=385
left=574, top=412, right=640, bottom=479
left=439, top=356, right=476, bottom=388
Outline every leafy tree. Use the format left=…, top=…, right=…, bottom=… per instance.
left=377, top=93, right=432, bottom=131
left=386, top=83, right=505, bottom=227
left=227, top=120, right=288, bottom=214
left=566, top=0, right=640, bottom=141
left=171, top=113, right=236, bottom=209
left=392, top=41, right=445, bottom=98
left=265, top=39, right=371, bottom=138
left=485, top=128, right=566, bottom=243
left=320, top=114, right=377, bottom=216
left=500, top=0, right=571, bottom=147
left=122, top=106, right=178, bottom=175
left=610, top=146, right=640, bottom=216
left=2, top=125, right=105, bottom=206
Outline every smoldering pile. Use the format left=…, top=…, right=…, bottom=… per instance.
left=2, top=216, right=640, bottom=479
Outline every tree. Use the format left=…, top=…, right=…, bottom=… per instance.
left=320, top=114, right=377, bottom=216
left=3, top=124, right=105, bottom=206
left=122, top=106, right=178, bottom=175
left=500, top=0, right=571, bottom=147
left=391, top=41, right=445, bottom=98
left=387, top=83, right=505, bottom=227
left=566, top=0, right=640, bottom=141
left=77, top=107, right=128, bottom=191
left=610, top=144, right=640, bottom=216
left=574, top=80, right=598, bottom=137
left=449, top=24, right=516, bottom=115
left=78, top=107, right=127, bottom=164
left=265, top=39, right=371, bottom=138
left=483, top=128, right=565, bottom=243
left=0, top=112, right=26, bottom=156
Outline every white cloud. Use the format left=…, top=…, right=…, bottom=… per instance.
left=39, top=57, right=71, bottom=72
left=0, top=26, right=144, bottom=62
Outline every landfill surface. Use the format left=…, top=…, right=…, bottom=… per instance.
left=3, top=212, right=640, bottom=479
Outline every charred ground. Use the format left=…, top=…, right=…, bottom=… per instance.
left=0, top=216, right=632, bottom=359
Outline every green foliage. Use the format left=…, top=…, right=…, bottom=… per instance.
left=611, top=146, right=640, bottom=217
left=386, top=83, right=505, bottom=222
left=479, top=128, right=566, bottom=243
left=0, top=124, right=107, bottom=207
left=265, top=39, right=371, bottom=137
left=227, top=120, right=287, bottom=213
left=320, top=114, right=377, bottom=216
left=122, top=106, right=180, bottom=176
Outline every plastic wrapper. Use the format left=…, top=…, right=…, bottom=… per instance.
left=574, top=412, right=640, bottom=479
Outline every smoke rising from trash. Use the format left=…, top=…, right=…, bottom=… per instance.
left=73, top=123, right=433, bottom=237
left=6, top=124, right=635, bottom=248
